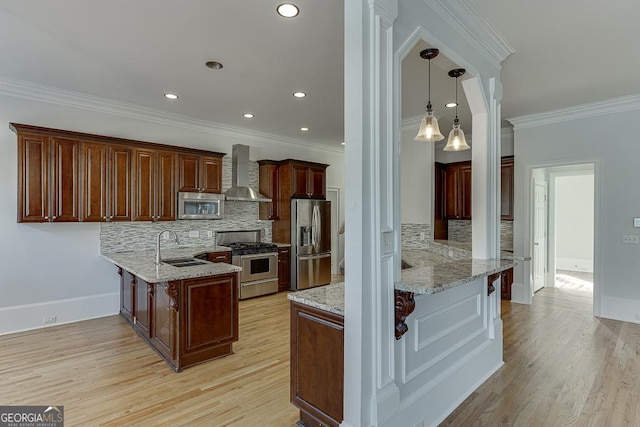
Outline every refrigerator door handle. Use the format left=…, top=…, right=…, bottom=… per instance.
left=298, top=253, right=331, bottom=260
left=312, top=204, right=320, bottom=248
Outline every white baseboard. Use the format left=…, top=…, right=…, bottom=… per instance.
left=600, top=295, right=640, bottom=324
left=0, top=293, right=119, bottom=336
left=556, top=257, right=593, bottom=272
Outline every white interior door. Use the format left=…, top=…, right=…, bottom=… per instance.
left=533, top=180, right=547, bottom=293
left=326, top=187, right=340, bottom=275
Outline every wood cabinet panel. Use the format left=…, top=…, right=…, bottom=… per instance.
left=109, top=146, right=132, bottom=221
left=207, top=251, right=231, bottom=263
left=501, top=267, right=514, bottom=300
left=277, top=246, right=291, bottom=292
left=291, top=302, right=344, bottom=427
left=291, top=164, right=309, bottom=198
left=155, top=151, right=177, bottom=221
left=444, top=165, right=461, bottom=219
left=134, top=277, right=151, bottom=338
left=132, top=149, right=156, bottom=221
left=434, top=162, right=448, bottom=240
left=258, top=161, right=279, bottom=220
left=119, top=268, right=135, bottom=324
left=201, top=157, right=222, bottom=193
left=501, top=157, right=514, bottom=220
left=82, top=142, right=108, bottom=221
left=50, top=138, right=80, bottom=222
left=152, top=284, right=177, bottom=361
left=178, top=155, right=222, bottom=194
left=182, top=275, right=238, bottom=354
left=461, top=164, right=472, bottom=220
left=18, top=135, right=49, bottom=222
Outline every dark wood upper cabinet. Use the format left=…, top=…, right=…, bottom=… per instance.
left=17, top=132, right=80, bottom=223
left=133, top=149, right=177, bottom=222
left=290, top=162, right=327, bottom=199
left=460, top=164, right=472, bottom=220
left=12, top=123, right=224, bottom=223
left=258, top=159, right=329, bottom=243
left=82, top=142, right=132, bottom=222
left=435, top=157, right=514, bottom=224
left=501, top=156, right=514, bottom=220
left=258, top=160, right=280, bottom=220
left=178, top=154, right=222, bottom=193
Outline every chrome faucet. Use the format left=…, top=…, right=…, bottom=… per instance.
left=156, top=230, right=179, bottom=265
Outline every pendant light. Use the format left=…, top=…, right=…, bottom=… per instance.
left=414, top=48, right=444, bottom=142
left=443, top=68, right=471, bottom=152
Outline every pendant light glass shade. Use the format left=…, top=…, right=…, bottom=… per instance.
left=444, top=68, right=470, bottom=151
left=414, top=110, right=444, bottom=142
left=443, top=120, right=470, bottom=151
left=415, top=48, right=444, bottom=142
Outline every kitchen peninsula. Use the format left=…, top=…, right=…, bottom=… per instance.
left=103, top=246, right=241, bottom=372
left=288, top=249, right=518, bottom=427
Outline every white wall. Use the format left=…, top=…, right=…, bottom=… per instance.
left=400, top=122, right=433, bottom=224
left=555, top=174, right=594, bottom=272
left=512, top=104, right=640, bottom=323
left=0, top=90, right=344, bottom=334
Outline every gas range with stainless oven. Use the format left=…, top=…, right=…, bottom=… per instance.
left=216, top=230, right=278, bottom=300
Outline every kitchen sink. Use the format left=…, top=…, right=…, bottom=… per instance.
left=162, top=258, right=208, bottom=267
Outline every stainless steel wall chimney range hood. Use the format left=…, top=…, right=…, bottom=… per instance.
left=224, top=144, right=272, bottom=202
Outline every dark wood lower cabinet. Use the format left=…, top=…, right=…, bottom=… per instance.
left=118, top=268, right=239, bottom=371
left=501, top=267, right=514, bottom=300
left=278, top=246, right=291, bottom=292
left=290, top=302, right=344, bottom=427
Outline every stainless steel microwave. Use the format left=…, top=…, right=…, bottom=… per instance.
left=177, top=192, right=224, bottom=220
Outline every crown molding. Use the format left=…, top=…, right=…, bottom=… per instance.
left=424, top=0, right=515, bottom=70
left=508, top=93, right=640, bottom=130
left=0, top=76, right=344, bottom=155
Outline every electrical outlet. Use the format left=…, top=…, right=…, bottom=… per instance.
left=420, top=232, right=425, bottom=241
left=206, top=230, right=213, bottom=238
left=162, top=231, right=171, bottom=240
left=188, top=230, right=199, bottom=238
left=43, top=316, right=57, bottom=325
left=622, top=235, right=639, bottom=244
left=382, top=231, right=393, bottom=253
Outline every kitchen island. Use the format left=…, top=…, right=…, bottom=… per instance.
left=103, top=246, right=242, bottom=372
left=287, top=250, right=517, bottom=427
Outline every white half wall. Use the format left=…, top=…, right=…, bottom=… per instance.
left=0, top=90, right=344, bottom=335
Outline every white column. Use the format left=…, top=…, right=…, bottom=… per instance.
left=343, top=0, right=399, bottom=425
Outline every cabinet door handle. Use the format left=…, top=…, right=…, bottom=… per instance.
left=44, top=216, right=49, bottom=220
left=51, top=216, right=57, bottom=220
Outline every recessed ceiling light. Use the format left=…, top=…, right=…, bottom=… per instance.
left=243, top=113, right=254, bottom=119
left=341, top=142, right=345, bottom=146
left=277, top=3, right=299, bottom=18
left=164, top=93, right=179, bottom=100
left=205, top=61, right=223, bottom=70
left=293, top=92, right=306, bottom=98
left=445, top=102, right=457, bottom=108
left=300, top=127, right=309, bottom=132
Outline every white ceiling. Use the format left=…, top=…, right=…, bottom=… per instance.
left=1, top=1, right=639, bottom=149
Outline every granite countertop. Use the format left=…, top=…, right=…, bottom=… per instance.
left=289, top=247, right=519, bottom=313
left=102, top=245, right=240, bottom=283
left=397, top=255, right=515, bottom=295
left=287, top=282, right=345, bottom=316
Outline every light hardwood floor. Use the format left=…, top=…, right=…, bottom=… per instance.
left=442, top=286, right=640, bottom=426
left=3, top=282, right=638, bottom=426
left=0, top=292, right=299, bottom=427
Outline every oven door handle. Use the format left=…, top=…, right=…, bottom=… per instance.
left=238, top=252, right=278, bottom=260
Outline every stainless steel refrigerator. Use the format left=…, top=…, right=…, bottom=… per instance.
left=290, top=199, right=331, bottom=290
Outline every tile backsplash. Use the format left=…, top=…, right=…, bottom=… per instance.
left=100, top=156, right=272, bottom=253
left=447, top=219, right=514, bottom=251
left=401, top=223, right=432, bottom=249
